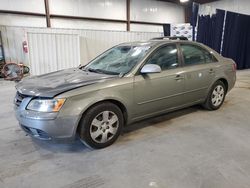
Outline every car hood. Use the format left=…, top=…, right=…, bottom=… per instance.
left=16, top=68, right=118, bottom=97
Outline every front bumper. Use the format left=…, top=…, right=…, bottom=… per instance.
left=14, top=95, right=80, bottom=141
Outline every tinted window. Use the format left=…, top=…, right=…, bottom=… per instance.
left=180, top=44, right=216, bottom=65
left=146, top=45, right=178, bottom=70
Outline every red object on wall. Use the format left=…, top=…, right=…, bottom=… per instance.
left=22, top=41, right=28, bottom=53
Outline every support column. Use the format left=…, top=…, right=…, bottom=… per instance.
left=126, top=0, right=130, bottom=31
left=44, top=0, right=51, bottom=27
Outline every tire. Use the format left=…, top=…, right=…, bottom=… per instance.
left=203, top=80, right=226, bottom=110
left=23, top=66, right=30, bottom=74
left=78, top=102, right=124, bottom=149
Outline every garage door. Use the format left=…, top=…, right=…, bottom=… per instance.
left=28, top=33, right=80, bottom=75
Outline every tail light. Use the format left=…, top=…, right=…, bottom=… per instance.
left=232, top=62, right=237, bottom=71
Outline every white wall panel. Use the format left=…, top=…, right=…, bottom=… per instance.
left=130, top=24, right=163, bottom=32
left=28, top=33, right=57, bottom=75
left=199, top=0, right=250, bottom=15
left=79, top=29, right=162, bottom=64
left=0, top=0, right=45, bottom=13
left=51, top=18, right=126, bottom=31
left=56, top=34, right=80, bottom=70
left=0, top=26, right=29, bottom=64
left=49, top=0, right=126, bottom=20
left=0, top=14, right=46, bottom=27
left=28, top=33, right=80, bottom=75
left=131, top=0, right=185, bottom=23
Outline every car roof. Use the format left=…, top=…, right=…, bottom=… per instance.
left=119, top=38, right=196, bottom=48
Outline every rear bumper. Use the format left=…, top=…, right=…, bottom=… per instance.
left=228, top=71, right=236, bottom=92
left=14, top=96, right=80, bottom=141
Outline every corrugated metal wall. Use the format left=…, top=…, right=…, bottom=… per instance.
left=28, top=33, right=80, bottom=75
left=0, top=26, right=162, bottom=75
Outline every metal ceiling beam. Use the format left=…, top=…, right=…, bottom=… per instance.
left=50, top=14, right=126, bottom=23
left=194, top=0, right=219, bottom=4
left=0, top=10, right=45, bottom=17
left=130, top=20, right=164, bottom=26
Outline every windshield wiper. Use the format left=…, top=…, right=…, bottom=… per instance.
left=87, top=68, right=101, bottom=73
left=87, top=68, right=119, bottom=75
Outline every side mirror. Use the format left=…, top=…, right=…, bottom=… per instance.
left=140, top=64, right=162, bottom=74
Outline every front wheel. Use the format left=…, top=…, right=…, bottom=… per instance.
left=78, top=102, right=124, bottom=149
left=203, top=80, right=226, bottom=110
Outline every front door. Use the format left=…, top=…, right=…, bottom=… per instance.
left=133, top=44, right=185, bottom=119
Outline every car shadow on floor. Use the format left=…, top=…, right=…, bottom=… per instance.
left=31, top=137, right=91, bottom=153
left=123, top=105, right=202, bottom=134
left=30, top=105, right=203, bottom=153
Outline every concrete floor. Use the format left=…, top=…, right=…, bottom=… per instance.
left=0, top=71, right=250, bottom=188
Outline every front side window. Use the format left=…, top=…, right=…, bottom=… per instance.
left=146, top=45, right=178, bottom=70
left=180, top=44, right=216, bottom=65
left=84, top=44, right=151, bottom=75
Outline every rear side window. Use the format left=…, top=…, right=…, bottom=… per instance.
left=180, top=44, right=217, bottom=66
left=146, top=45, right=178, bottom=70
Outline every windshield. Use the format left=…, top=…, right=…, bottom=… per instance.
left=84, top=44, right=151, bottom=75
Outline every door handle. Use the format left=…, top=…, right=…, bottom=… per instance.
left=174, top=74, right=184, bottom=81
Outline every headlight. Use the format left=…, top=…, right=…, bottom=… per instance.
left=27, top=98, right=66, bottom=112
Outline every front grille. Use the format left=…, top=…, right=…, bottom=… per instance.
left=14, top=92, right=27, bottom=107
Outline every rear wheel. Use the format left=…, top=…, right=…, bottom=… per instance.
left=78, top=102, right=123, bottom=149
left=203, top=80, right=226, bottom=110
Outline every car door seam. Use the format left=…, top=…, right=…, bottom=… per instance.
left=137, top=86, right=208, bottom=105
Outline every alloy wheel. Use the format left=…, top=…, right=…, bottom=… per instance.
left=90, top=111, right=119, bottom=143
left=211, top=85, right=225, bottom=107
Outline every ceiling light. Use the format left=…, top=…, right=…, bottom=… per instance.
left=180, top=0, right=189, bottom=3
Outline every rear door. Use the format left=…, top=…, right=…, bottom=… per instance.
left=179, top=43, right=218, bottom=104
left=133, top=44, right=185, bottom=119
